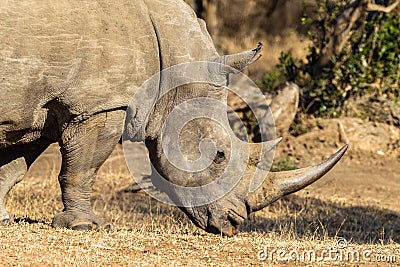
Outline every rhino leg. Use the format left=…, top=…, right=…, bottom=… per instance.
left=52, top=110, right=124, bottom=230
left=0, top=140, right=50, bottom=223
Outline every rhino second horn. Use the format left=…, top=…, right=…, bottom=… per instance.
left=220, top=43, right=263, bottom=71
left=246, top=144, right=349, bottom=212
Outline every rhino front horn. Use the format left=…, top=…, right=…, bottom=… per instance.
left=219, top=42, right=263, bottom=71
left=246, top=144, right=349, bottom=212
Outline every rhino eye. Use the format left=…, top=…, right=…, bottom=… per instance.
left=214, top=150, right=226, bottom=164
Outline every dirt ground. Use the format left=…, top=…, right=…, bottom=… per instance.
left=1, top=119, right=399, bottom=266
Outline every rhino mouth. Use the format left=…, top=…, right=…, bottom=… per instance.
left=180, top=200, right=247, bottom=237
left=205, top=217, right=240, bottom=237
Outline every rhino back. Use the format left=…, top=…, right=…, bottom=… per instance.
left=0, top=0, right=160, bottom=147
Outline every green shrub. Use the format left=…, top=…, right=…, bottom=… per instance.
left=258, top=0, right=400, bottom=117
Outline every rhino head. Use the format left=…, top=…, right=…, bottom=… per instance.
left=124, top=43, right=348, bottom=236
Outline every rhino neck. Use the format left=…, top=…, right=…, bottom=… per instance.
left=141, top=0, right=221, bottom=140
left=143, top=0, right=218, bottom=65
left=123, top=0, right=222, bottom=143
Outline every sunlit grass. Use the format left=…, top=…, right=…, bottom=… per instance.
left=1, top=144, right=399, bottom=266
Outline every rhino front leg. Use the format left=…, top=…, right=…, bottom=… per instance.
left=52, top=110, right=124, bottom=230
left=0, top=140, right=50, bottom=223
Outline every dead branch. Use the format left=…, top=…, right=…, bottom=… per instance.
left=367, top=0, right=399, bottom=13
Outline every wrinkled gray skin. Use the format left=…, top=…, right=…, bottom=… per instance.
left=0, top=0, right=347, bottom=236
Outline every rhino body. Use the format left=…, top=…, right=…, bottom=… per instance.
left=0, top=0, right=347, bottom=236
left=1, top=0, right=212, bottom=147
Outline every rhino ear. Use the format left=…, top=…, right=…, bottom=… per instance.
left=218, top=42, right=263, bottom=72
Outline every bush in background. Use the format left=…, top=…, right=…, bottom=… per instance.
left=258, top=0, right=400, bottom=117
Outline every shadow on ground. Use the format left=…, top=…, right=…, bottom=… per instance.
left=104, top=190, right=400, bottom=244
left=12, top=189, right=399, bottom=245
left=242, top=194, right=400, bottom=244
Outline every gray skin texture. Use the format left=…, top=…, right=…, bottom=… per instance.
left=0, top=0, right=346, bottom=236
left=1, top=0, right=161, bottom=230
left=0, top=0, right=246, bottom=233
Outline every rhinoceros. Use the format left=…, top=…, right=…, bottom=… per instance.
left=0, top=0, right=347, bottom=236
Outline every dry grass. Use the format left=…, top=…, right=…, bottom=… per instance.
left=1, top=144, right=399, bottom=266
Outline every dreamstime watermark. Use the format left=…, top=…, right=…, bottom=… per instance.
left=122, top=61, right=276, bottom=207
left=257, top=238, right=397, bottom=264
